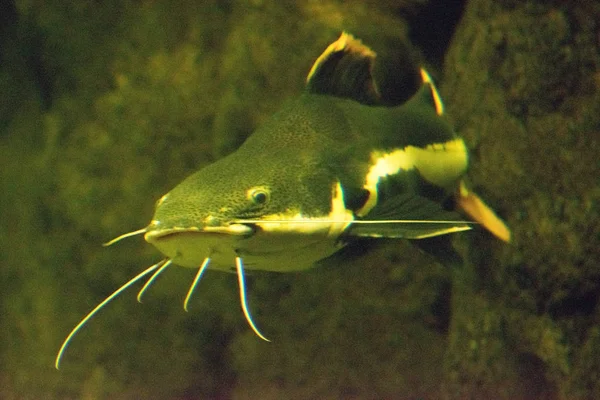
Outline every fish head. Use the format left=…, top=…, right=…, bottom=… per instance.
left=144, top=145, right=352, bottom=272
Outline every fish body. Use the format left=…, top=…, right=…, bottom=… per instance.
left=145, top=34, right=490, bottom=273
left=146, top=93, right=465, bottom=271
left=55, top=33, right=510, bottom=368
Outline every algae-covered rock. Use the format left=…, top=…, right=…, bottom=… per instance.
left=442, top=0, right=600, bottom=398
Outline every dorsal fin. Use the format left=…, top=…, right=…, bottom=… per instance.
left=306, top=32, right=381, bottom=105
left=401, top=68, right=445, bottom=116
left=419, top=68, right=444, bottom=115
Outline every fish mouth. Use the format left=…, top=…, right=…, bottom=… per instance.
left=144, top=223, right=256, bottom=269
left=144, top=223, right=255, bottom=243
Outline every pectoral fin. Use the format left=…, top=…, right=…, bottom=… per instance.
left=456, top=180, right=511, bottom=242
left=345, top=193, right=473, bottom=239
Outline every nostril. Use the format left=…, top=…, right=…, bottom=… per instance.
left=203, top=215, right=219, bottom=226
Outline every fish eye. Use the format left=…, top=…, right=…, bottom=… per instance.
left=247, top=187, right=270, bottom=206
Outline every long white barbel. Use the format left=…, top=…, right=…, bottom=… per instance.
left=55, top=259, right=168, bottom=369
left=235, top=257, right=270, bottom=342
left=183, top=257, right=211, bottom=312
left=234, top=219, right=478, bottom=224
left=137, top=260, right=173, bottom=302
left=102, top=227, right=148, bottom=247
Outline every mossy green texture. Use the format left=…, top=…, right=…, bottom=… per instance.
left=442, top=0, right=600, bottom=398
left=1, top=0, right=598, bottom=398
